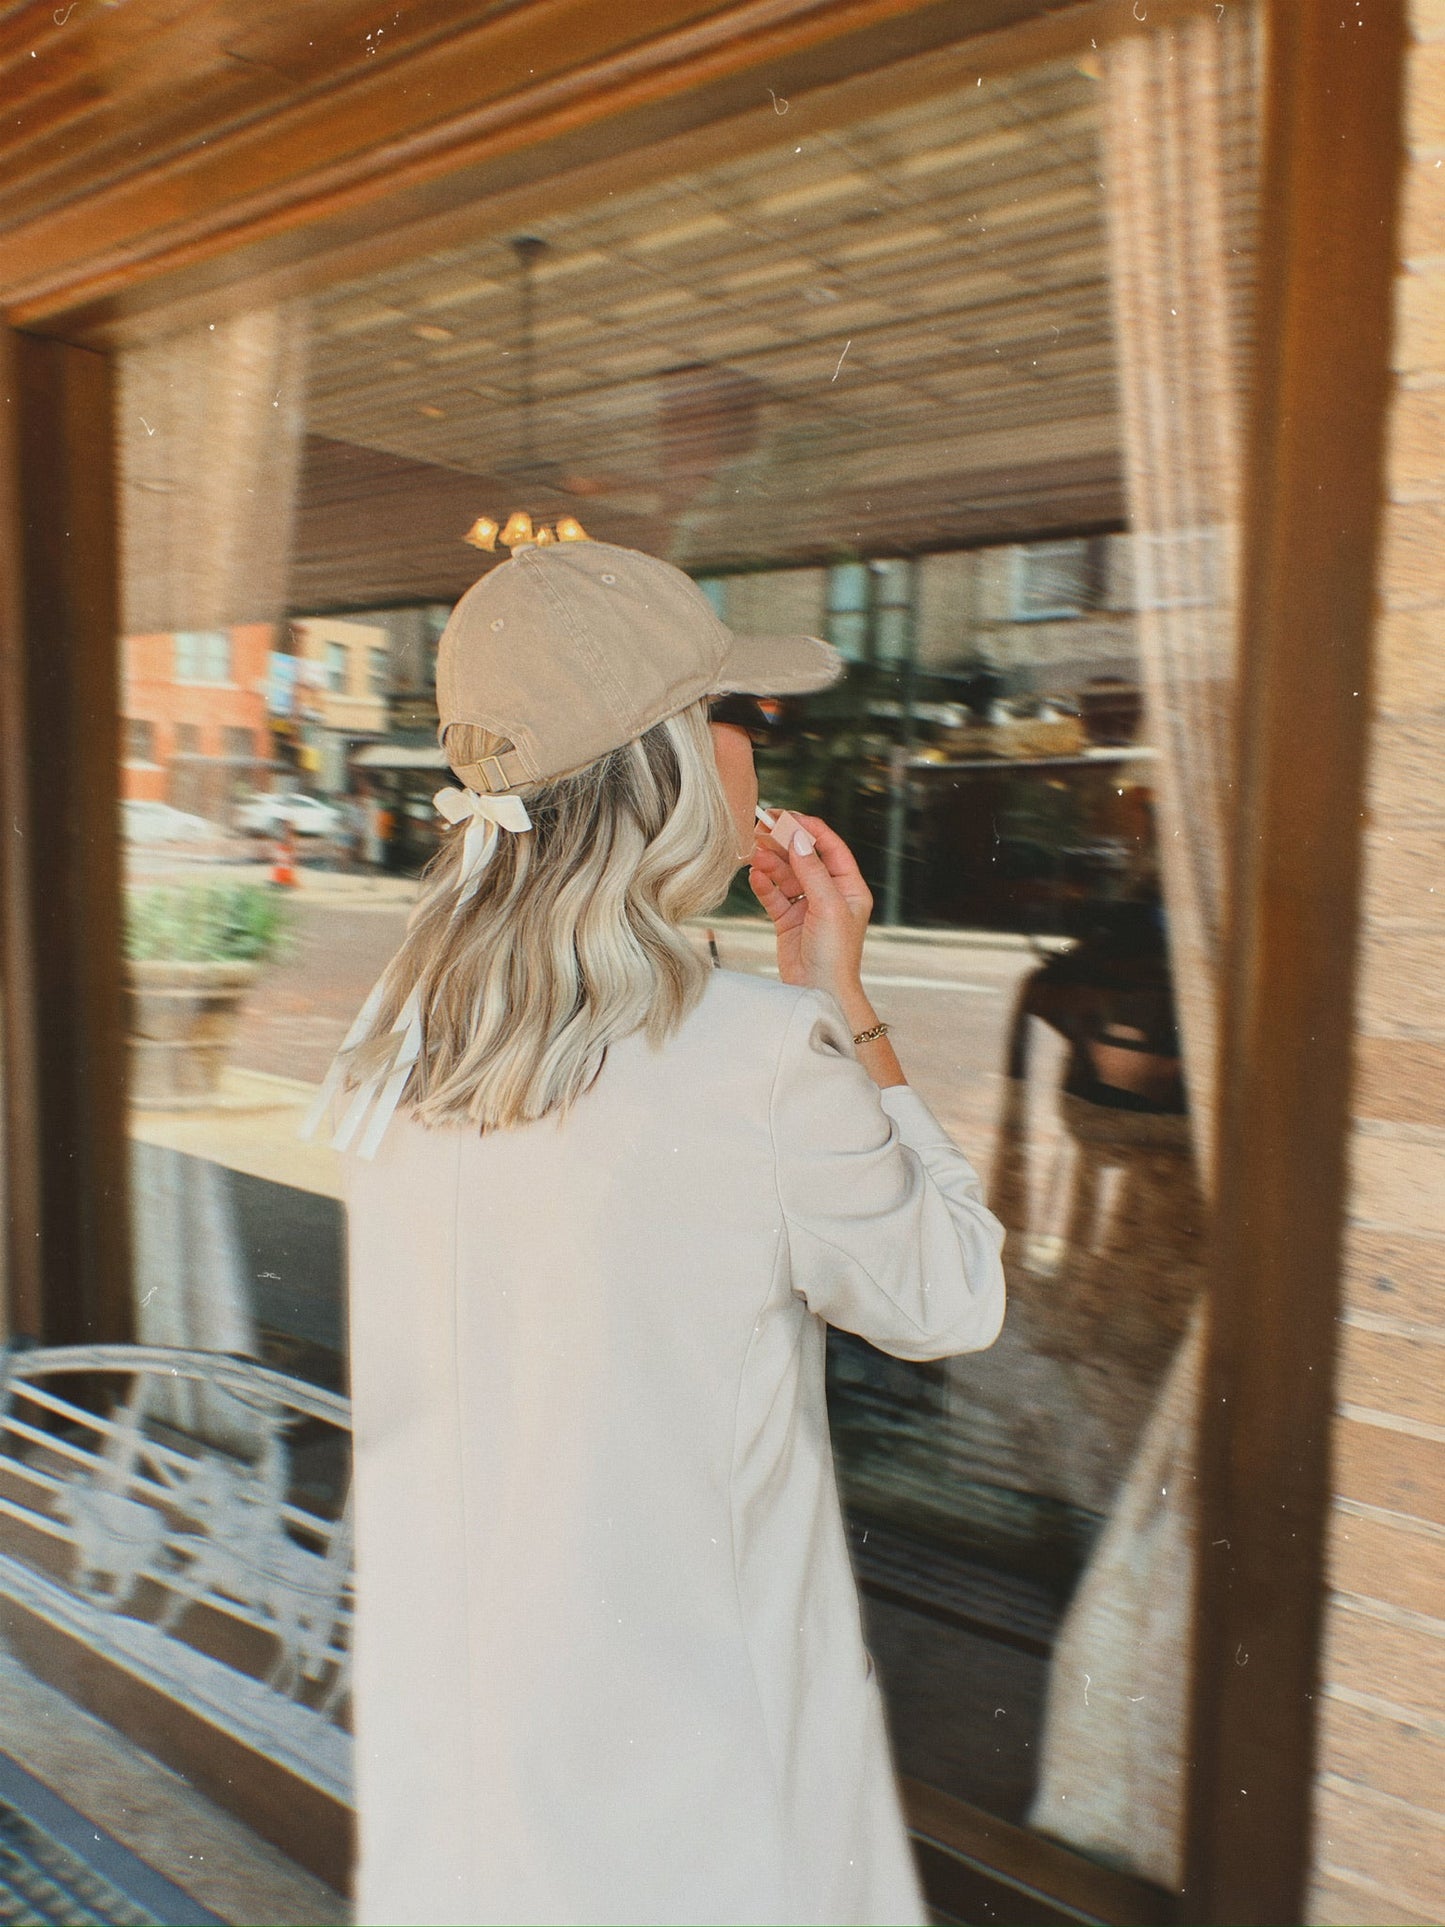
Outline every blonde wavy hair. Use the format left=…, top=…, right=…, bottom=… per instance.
left=336, top=698, right=738, bottom=1132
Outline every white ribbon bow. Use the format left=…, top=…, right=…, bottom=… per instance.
left=433, top=784, right=532, bottom=909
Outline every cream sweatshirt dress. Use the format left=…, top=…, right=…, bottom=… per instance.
left=344, top=967, right=1007, bottom=1927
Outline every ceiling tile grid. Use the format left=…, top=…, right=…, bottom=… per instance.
left=299, top=55, right=1123, bottom=579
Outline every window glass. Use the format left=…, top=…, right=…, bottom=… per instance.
left=174, top=630, right=232, bottom=683
left=869, top=561, right=910, bottom=667
left=307, top=26, right=1251, bottom=1877
left=827, top=563, right=872, bottom=663
left=1012, top=538, right=1102, bottom=621
left=43, top=16, right=1259, bottom=1916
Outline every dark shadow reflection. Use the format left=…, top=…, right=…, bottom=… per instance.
left=830, top=908, right=1206, bottom=1822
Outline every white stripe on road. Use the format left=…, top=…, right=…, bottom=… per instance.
left=759, top=967, right=999, bottom=995
left=862, top=972, right=1001, bottom=994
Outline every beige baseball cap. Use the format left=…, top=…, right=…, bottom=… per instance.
left=436, top=538, right=842, bottom=794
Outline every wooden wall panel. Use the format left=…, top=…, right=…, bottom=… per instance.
left=0, top=0, right=1222, bottom=344
left=0, top=0, right=1038, bottom=328
left=0, top=329, right=131, bottom=1345
left=1187, top=0, right=1408, bottom=1920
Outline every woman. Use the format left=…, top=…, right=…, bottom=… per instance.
left=316, top=532, right=1006, bottom=1927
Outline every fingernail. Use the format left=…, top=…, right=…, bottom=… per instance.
left=792, top=828, right=816, bottom=856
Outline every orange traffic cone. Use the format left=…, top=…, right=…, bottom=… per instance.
left=270, top=827, right=298, bottom=888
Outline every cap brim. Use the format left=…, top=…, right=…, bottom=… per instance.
left=712, top=630, right=843, bottom=698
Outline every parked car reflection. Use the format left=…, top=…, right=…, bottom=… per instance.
left=235, top=793, right=343, bottom=839
left=121, top=800, right=225, bottom=845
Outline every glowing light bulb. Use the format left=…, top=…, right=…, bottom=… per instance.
left=463, top=516, right=499, bottom=551
left=500, top=511, right=534, bottom=549
left=555, top=516, right=590, bottom=542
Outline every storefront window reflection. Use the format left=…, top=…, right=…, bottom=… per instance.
left=0, top=19, right=1261, bottom=1914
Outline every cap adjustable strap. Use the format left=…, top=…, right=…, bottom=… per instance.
left=454, top=747, right=530, bottom=793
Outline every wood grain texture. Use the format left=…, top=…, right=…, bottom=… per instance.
left=1185, top=1, right=1409, bottom=1921
left=0, top=329, right=131, bottom=1345
left=0, top=0, right=1029, bottom=321
left=1, top=0, right=1227, bottom=342
left=904, top=1778, right=1179, bottom=1926
left=0, top=1594, right=351, bottom=1893
left=0, top=331, right=42, bottom=1339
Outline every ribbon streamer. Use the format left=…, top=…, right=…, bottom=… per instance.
left=298, top=784, right=533, bottom=1159
left=297, top=974, right=389, bottom=1146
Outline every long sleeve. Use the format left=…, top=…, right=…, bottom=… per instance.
left=769, top=988, right=1006, bottom=1361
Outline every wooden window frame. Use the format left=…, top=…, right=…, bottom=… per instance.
left=0, top=0, right=1406, bottom=1918
left=1186, top=4, right=1405, bottom=1920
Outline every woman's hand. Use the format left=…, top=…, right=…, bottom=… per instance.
left=748, top=813, right=872, bottom=1009
left=750, top=813, right=907, bottom=1089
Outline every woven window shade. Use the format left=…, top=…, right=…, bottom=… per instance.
left=1030, top=7, right=1262, bottom=1891
left=120, top=308, right=309, bottom=635
left=1103, top=11, right=1260, bottom=1166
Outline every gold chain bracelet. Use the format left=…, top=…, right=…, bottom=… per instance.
left=852, top=1021, right=890, bottom=1047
